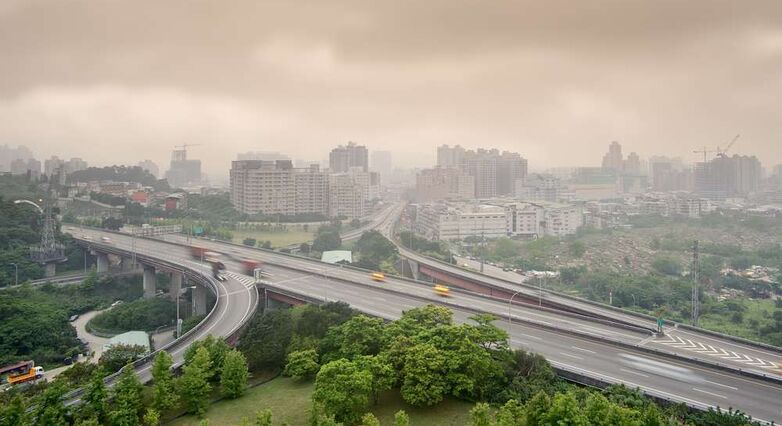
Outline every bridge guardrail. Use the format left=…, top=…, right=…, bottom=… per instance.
left=388, top=219, right=782, bottom=357
left=64, top=239, right=222, bottom=403
left=74, top=227, right=782, bottom=386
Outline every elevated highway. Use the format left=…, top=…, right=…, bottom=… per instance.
left=64, top=229, right=258, bottom=404
left=69, top=227, right=782, bottom=423
left=380, top=204, right=782, bottom=381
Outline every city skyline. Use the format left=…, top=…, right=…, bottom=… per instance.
left=1, top=1, right=781, bottom=177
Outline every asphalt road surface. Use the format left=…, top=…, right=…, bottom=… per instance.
left=68, top=227, right=782, bottom=422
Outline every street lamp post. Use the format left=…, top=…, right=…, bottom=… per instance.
left=508, top=290, right=522, bottom=326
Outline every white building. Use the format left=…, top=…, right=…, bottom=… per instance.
left=415, top=200, right=583, bottom=241
left=416, top=203, right=507, bottom=241
left=230, top=160, right=329, bottom=216
left=329, top=173, right=366, bottom=219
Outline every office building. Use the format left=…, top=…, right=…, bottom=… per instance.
left=237, top=151, right=290, bottom=161
left=624, top=152, right=641, bottom=175
left=329, top=142, right=368, bottom=173
left=64, top=158, right=88, bottom=175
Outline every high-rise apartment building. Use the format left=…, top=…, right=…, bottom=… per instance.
left=649, top=157, right=692, bottom=191
left=10, top=158, right=41, bottom=179
left=415, top=167, right=475, bottom=202
left=64, top=158, right=88, bottom=175
left=166, top=148, right=202, bottom=187
left=462, top=148, right=527, bottom=198
left=694, top=154, right=762, bottom=198
left=329, top=173, right=366, bottom=219
left=437, top=144, right=465, bottom=168
left=329, top=142, right=368, bottom=173
left=230, top=160, right=329, bottom=216
left=433, top=146, right=527, bottom=198
left=624, top=152, right=641, bottom=175
left=601, top=141, right=623, bottom=172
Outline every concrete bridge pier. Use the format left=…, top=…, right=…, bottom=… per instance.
left=170, top=272, right=182, bottom=301
left=43, top=263, right=56, bottom=278
left=143, top=265, right=157, bottom=298
left=96, top=253, right=110, bottom=275
left=192, top=285, right=207, bottom=316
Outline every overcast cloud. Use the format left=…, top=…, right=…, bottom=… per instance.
left=1, top=0, right=781, bottom=178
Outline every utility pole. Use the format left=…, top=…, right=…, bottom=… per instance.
left=691, top=240, right=700, bottom=326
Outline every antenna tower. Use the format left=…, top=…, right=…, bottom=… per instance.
left=691, top=240, right=700, bottom=326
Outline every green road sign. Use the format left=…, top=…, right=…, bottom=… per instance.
left=194, top=226, right=204, bottom=235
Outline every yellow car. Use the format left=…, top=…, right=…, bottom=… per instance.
left=371, top=272, right=386, bottom=282
left=434, top=284, right=450, bottom=297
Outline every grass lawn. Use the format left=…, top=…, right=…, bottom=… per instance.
left=232, top=229, right=315, bottom=248
left=167, top=377, right=473, bottom=426
left=699, top=298, right=777, bottom=342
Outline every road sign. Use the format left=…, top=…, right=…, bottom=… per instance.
left=194, top=227, right=204, bottom=235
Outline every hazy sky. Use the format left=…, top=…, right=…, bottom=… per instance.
left=1, top=1, right=781, bottom=179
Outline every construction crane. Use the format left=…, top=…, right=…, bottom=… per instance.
left=693, top=146, right=718, bottom=163
left=174, top=143, right=201, bottom=151
left=693, top=133, right=740, bottom=162
left=716, top=134, right=740, bottom=158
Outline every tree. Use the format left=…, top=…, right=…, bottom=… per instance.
left=99, top=344, right=148, bottom=372
left=254, top=409, right=273, bottom=426
left=82, top=366, right=109, bottom=423
left=221, top=349, right=250, bottom=399
left=142, top=408, right=160, bottom=426
left=238, top=309, right=293, bottom=371
left=355, top=231, right=398, bottom=269
left=151, top=351, right=177, bottom=412
left=393, top=410, right=410, bottom=426
left=299, top=243, right=311, bottom=254
left=495, top=399, right=524, bottom=426
left=469, top=402, right=493, bottom=426
left=542, top=392, right=588, bottom=426
left=184, top=335, right=230, bottom=381
left=355, top=355, right=395, bottom=405
left=523, top=392, right=552, bottom=426
left=0, top=395, right=28, bottom=426
left=178, top=346, right=213, bottom=417
left=399, top=343, right=448, bottom=406
left=312, top=229, right=341, bottom=252
left=243, top=238, right=257, bottom=247
left=33, top=382, right=68, bottom=426
left=110, top=365, right=144, bottom=426
left=360, top=413, right=381, bottom=426
left=283, top=349, right=320, bottom=379
left=320, top=315, right=386, bottom=363
left=313, top=359, right=373, bottom=425
left=569, top=240, right=586, bottom=258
